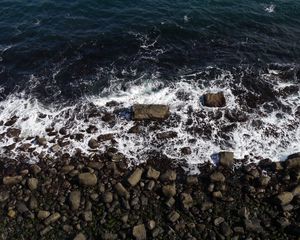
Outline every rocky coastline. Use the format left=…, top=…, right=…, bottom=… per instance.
left=0, top=96, right=299, bottom=239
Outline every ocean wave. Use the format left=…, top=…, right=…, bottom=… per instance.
left=0, top=66, right=299, bottom=170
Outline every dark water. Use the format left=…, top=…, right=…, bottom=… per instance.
left=0, top=0, right=300, bottom=103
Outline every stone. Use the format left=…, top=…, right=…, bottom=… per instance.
left=6, top=128, right=21, bottom=138
left=244, top=219, right=263, bottom=233
left=292, top=185, right=300, bottom=196
left=3, top=176, right=23, bottom=185
left=160, top=170, right=177, bottom=182
left=214, top=217, right=225, bottom=226
left=128, top=168, right=143, bottom=186
left=157, top=131, right=177, bottom=139
left=78, top=173, right=97, bottom=186
left=212, top=191, right=223, bottom=199
left=201, top=201, right=213, bottom=211
left=186, top=176, right=198, bottom=185
left=51, top=144, right=60, bottom=152
left=203, top=92, right=226, bottom=107
left=7, top=209, right=16, bottom=218
left=162, top=184, right=176, bottom=198
left=132, top=224, right=146, bottom=240
left=40, top=226, right=53, bottom=236
left=276, top=192, right=294, bottom=205
left=0, top=191, right=9, bottom=202
left=219, top=151, right=234, bottom=167
left=88, top=138, right=99, bottom=149
left=69, top=191, right=81, bottom=210
left=180, top=193, right=193, bottom=209
left=259, top=175, right=271, bottom=186
left=44, top=212, right=61, bottom=225
left=238, top=207, right=250, bottom=219
left=220, top=222, right=232, bottom=236
left=103, top=192, right=113, bottom=203
left=115, top=183, right=130, bottom=199
left=285, top=157, right=300, bottom=169
left=165, top=197, right=176, bottom=208
left=132, top=104, right=170, bottom=121
left=31, top=165, right=41, bottom=175
left=74, top=233, right=86, bottom=240
left=29, top=196, right=38, bottom=210
left=168, top=211, right=180, bottom=222
left=37, top=137, right=47, bottom=146
left=27, top=178, right=38, bottom=190
left=147, top=220, right=156, bottom=230
left=146, top=167, right=160, bottom=180
left=210, top=172, right=225, bottom=182
left=38, top=210, right=51, bottom=220
left=83, top=211, right=93, bottom=222
left=181, top=147, right=192, bottom=155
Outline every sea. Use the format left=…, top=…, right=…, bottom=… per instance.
left=0, top=0, right=300, bottom=169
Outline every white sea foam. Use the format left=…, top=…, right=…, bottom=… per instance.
left=0, top=67, right=299, bottom=169
left=265, top=4, right=276, bottom=13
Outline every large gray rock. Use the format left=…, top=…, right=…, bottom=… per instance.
left=203, top=92, right=226, bottom=107
left=128, top=168, right=143, bottom=187
left=132, top=224, right=147, bottom=240
left=219, top=151, right=234, bottom=167
left=132, top=104, right=170, bottom=121
left=78, top=173, right=97, bottom=186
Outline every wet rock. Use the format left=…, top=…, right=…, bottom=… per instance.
left=115, top=183, right=130, bottom=199
left=6, top=128, right=21, bottom=138
left=7, top=209, right=16, bottom=218
left=168, top=211, right=180, bottom=222
left=157, top=131, right=177, bottom=139
left=244, top=219, right=263, bottom=233
left=102, top=112, right=115, bottom=122
left=88, top=138, right=99, bottom=149
left=132, top=104, right=170, bottom=121
left=292, top=185, right=300, bottom=196
left=132, top=224, right=146, bottom=240
left=5, top=116, right=18, bottom=126
left=186, top=176, right=198, bottom=185
left=238, top=207, right=250, bottom=219
left=50, top=144, right=60, bottom=153
left=203, top=92, right=226, bottom=107
left=128, top=125, right=141, bottom=134
left=162, top=184, right=176, bottom=198
left=225, top=109, right=248, bottom=122
left=160, top=170, right=177, bottom=182
left=97, top=133, right=114, bottom=142
left=285, top=157, right=300, bottom=169
left=276, top=192, right=294, bottom=205
left=3, top=175, right=23, bottom=185
left=102, top=232, right=118, bottom=240
left=78, top=173, right=97, bottom=186
left=40, top=226, right=53, bottom=236
left=29, top=196, right=38, bottom=210
left=146, top=167, right=160, bottom=180
left=220, top=222, right=232, bottom=236
left=37, top=137, right=47, bottom=146
left=27, top=178, right=38, bottom=191
left=181, top=147, right=192, bottom=155
left=69, top=191, right=81, bottom=210
left=201, top=201, right=213, bottom=211
left=147, top=220, right=156, bottom=230
left=86, top=125, right=98, bottom=134
left=31, top=165, right=41, bottom=175
left=210, top=172, right=225, bottom=182
left=74, top=232, right=86, bottom=240
left=219, top=151, right=234, bottom=167
left=44, top=212, right=61, bottom=225
left=180, top=193, right=193, bottom=209
left=128, top=168, right=143, bottom=187
left=259, top=175, right=271, bottom=186
left=38, top=210, right=50, bottom=220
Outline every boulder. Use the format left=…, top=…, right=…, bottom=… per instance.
left=88, top=138, right=99, bottom=149
left=219, top=151, right=234, bottom=167
left=203, top=92, right=226, bottom=107
left=128, top=168, right=143, bottom=187
left=78, top=173, right=98, bottom=186
left=132, top=104, right=170, bottom=121
left=132, top=224, right=147, bottom=240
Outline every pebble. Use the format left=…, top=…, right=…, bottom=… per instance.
left=115, top=183, right=130, bottom=199
left=276, top=192, right=294, bottom=205
left=44, top=212, right=61, bottom=225
left=69, top=191, right=81, bottom=210
left=3, top=175, right=23, bottom=185
left=146, top=167, right=160, bottom=180
left=219, top=151, right=234, bottom=167
left=162, top=184, right=176, bottom=198
left=78, top=173, right=98, bottom=186
left=73, top=233, right=86, bottom=240
left=103, top=192, right=113, bottom=203
left=180, top=193, right=193, bottom=209
left=132, top=224, right=147, bottom=240
left=38, top=210, right=51, bottom=220
left=127, top=168, right=143, bottom=187
left=27, top=178, right=38, bottom=190
left=210, top=172, right=225, bottom=182
left=160, top=170, right=176, bottom=182
left=168, top=211, right=180, bottom=222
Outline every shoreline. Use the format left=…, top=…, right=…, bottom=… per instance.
left=0, top=149, right=300, bottom=239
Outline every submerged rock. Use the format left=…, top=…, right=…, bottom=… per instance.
left=132, top=104, right=170, bottom=120
left=203, top=92, right=226, bottom=107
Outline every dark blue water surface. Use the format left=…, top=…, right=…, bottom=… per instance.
left=0, top=0, right=299, bottom=103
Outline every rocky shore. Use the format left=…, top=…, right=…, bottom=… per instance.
left=0, top=98, right=299, bottom=239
